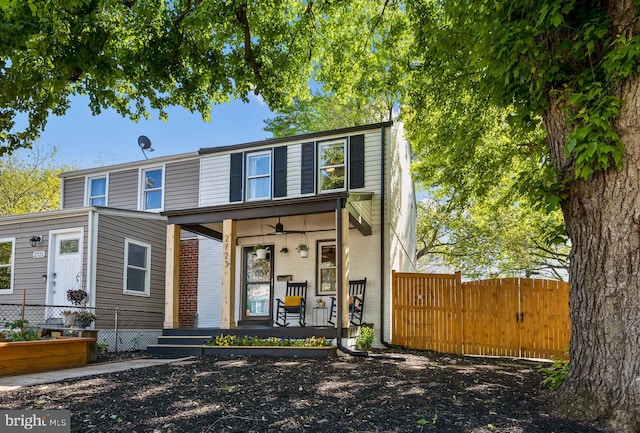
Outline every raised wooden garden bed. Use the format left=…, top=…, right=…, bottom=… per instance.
left=0, top=337, right=96, bottom=377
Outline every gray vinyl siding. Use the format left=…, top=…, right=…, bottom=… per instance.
left=94, top=214, right=166, bottom=313
left=107, top=169, right=138, bottom=210
left=165, top=159, right=200, bottom=210
left=0, top=214, right=89, bottom=305
left=62, top=177, right=85, bottom=209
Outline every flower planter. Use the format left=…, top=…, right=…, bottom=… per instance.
left=0, top=337, right=96, bottom=376
left=62, top=313, right=75, bottom=327
left=255, top=248, right=268, bottom=260
left=298, top=250, right=309, bottom=258
left=202, top=345, right=337, bottom=358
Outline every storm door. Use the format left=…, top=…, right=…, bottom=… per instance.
left=242, top=245, right=274, bottom=324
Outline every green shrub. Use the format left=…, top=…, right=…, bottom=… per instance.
left=355, top=326, right=374, bottom=351
left=3, top=319, right=39, bottom=341
left=540, top=357, right=569, bottom=390
left=206, top=335, right=332, bottom=347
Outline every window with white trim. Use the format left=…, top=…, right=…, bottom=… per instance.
left=318, top=140, right=346, bottom=192
left=87, top=175, right=107, bottom=206
left=0, top=238, right=14, bottom=293
left=317, top=240, right=337, bottom=294
left=123, top=239, right=151, bottom=296
left=245, top=150, right=271, bottom=200
left=141, top=167, right=163, bottom=211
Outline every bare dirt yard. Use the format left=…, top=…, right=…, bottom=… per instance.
left=0, top=350, right=610, bottom=433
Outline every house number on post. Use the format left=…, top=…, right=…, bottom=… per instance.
left=32, top=251, right=46, bottom=259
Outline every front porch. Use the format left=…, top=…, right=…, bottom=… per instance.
left=161, top=192, right=375, bottom=339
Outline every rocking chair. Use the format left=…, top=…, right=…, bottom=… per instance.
left=275, top=281, right=307, bottom=327
left=328, top=278, right=367, bottom=326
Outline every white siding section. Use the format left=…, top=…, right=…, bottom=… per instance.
left=286, top=143, right=302, bottom=198
left=384, top=123, right=417, bottom=343
left=199, top=154, right=231, bottom=206
left=197, top=237, right=223, bottom=327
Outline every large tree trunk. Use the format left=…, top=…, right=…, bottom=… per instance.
left=545, top=74, right=640, bottom=432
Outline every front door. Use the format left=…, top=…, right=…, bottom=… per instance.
left=241, top=245, right=274, bottom=324
left=49, top=230, right=84, bottom=309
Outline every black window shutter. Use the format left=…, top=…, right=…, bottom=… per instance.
left=349, top=134, right=365, bottom=189
left=229, top=152, right=243, bottom=202
left=273, top=146, right=287, bottom=198
left=300, top=142, right=315, bottom=194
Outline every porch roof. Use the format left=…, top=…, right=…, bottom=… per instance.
left=161, top=192, right=373, bottom=240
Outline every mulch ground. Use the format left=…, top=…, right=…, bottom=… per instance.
left=0, top=350, right=610, bottom=433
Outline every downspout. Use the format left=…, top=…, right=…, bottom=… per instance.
left=380, top=125, right=393, bottom=348
left=335, top=163, right=403, bottom=360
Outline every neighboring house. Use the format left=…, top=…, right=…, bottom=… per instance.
left=0, top=207, right=167, bottom=322
left=2, top=122, right=416, bottom=347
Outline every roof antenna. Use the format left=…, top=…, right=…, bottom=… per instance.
left=138, top=135, right=155, bottom=160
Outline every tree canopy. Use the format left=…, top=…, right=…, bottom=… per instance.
left=0, top=144, right=71, bottom=216
left=0, top=0, right=401, bottom=154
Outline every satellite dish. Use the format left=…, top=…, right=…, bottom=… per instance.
left=137, top=135, right=155, bottom=159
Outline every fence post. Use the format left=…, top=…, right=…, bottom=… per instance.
left=114, top=308, right=119, bottom=352
left=454, top=271, right=463, bottom=355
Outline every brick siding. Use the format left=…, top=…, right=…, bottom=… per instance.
left=179, top=238, right=199, bottom=327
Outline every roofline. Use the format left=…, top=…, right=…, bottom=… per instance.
left=198, top=121, right=394, bottom=155
left=59, top=151, right=200, bottom=178
left=0, top=207, right=167, bottom=225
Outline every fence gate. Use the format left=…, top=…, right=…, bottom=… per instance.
left=391, top=272, right=570, bottom=359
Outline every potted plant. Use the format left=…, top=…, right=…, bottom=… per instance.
left=315, top=297, right=326, bottom=308
left=253, top=244, right=268, bottom=259
left=74, top=311, right=96, bottom=329
left=66, top=288, right=88, bottom=306
left=61, top=310, right=76, bottom=327
left=296, top=243, right=309, bottom=258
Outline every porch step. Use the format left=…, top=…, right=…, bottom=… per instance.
left=146, top=344, right=338, bottom=358
left=147, top=344, right=205, bottom=358
left=147, top=326, right=338, bottom=358
left=157, top=335, right=211, bottom=345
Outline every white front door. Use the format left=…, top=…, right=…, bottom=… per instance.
left=49, top=230, right=84, bottom=308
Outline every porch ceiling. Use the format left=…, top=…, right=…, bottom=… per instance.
left=162, top=191, right=373, bottom=240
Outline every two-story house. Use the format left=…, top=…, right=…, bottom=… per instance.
left=161, top=121, right=417, bottom=344
left=0, top=121, right=416, bottom=347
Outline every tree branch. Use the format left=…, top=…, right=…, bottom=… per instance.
left=236, top=2, right=263, bottom=82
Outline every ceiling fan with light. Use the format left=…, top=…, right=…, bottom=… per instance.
left=266, top=217, right=305, bottom=235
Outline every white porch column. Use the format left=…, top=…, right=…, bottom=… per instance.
left=164, top=224, right=180, bottom=329
left=220, top=219, right=237, bottom=329
left=339, top=207, right=350, bottom=330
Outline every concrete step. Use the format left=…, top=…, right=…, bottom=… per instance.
left=156, top=335, right=211, bottom=345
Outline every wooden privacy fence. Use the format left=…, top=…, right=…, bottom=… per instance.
left=391, top=271, right=570, bottom=359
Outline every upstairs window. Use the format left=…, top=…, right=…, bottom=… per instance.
left=141, top=167, right=163, bottom=211
left=87, top=175, right=107, bottom=206
left=123, top=239, right=151, bottom=296
left=318, top=140, right=346, bottom=192
left=246, top=151, right=271, bottom=201
left=0, top=238, right=14, bottom=293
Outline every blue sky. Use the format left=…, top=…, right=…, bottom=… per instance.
left=40, top=94, right=275, bottom=169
